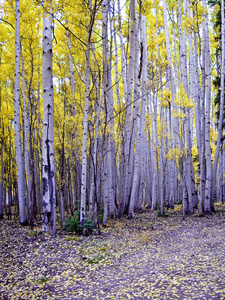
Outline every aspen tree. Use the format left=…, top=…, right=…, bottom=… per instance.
left=80, top=24, right=91, bottom=227
left=113, top=2, right=120, bottom=107
left=155, top=1, right=164, bottom=215
left=60, top=110, right=65, bottom=227
left=138, top=15, right=148, bottom=208
left=14, top=0, right=27, bottom=225
left=191, top=6, right=205, bottom=214
left=102, top=0, right=117, bottom=225
left=42, top=2, right=56, bottom=234
left=80, top=1, right=97, bottom=228
left=212, top=0, right=224, bottom=205
left=199, top=47, right=206, bottom=215
left=21, top=47, right=32, bottom=226
left=117, top=0, right=127, bottom=98
left=120, top=0, right=138, bottom=216
left=128, top=2, right=142, bottom=217
left=178, top=0, right=193, bottom=214
left=162, top=0, right=179, bottom=211
left=36, top=78, right=42, bottom=216
left=149, top=93, right=157, bottom=211
left=192, top=10, right=202, bottom=158
left=88, top=36, right=104, bottom=220
left=113, top=1, right=123, bottom=202
left=169, top=7, right=177, bottom=207
left=89, top=89, right=103, bottom=220
left=221, top=143, right=225, bottom=203
left=187, top=1, right=199, bottom=208
left=153, top=93, right=161, bottom=212
left=66, top=32, right=76, bottom=113
left=203, top=0, right=212, bottom=213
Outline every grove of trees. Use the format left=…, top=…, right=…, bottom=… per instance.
left=0, top=0, right=224, bottom=233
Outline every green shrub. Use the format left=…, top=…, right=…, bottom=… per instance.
left=157, top=209, right=169, bottom=217
left=64, top=213, right=96, bottom=235
left=64, top=216, right=80, bottom=233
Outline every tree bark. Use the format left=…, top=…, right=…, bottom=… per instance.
left=203, top=0, right=212, bottom=214
left=42, top=5, right=56, bottom=234
left=80, top=1, right=97, bottom=227
left=14, top=0, right=27, bottom=225
left=21, top=47, right=33, bottom=226
left=212, top=0, right=224, bottom=206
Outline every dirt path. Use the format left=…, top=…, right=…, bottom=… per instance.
left=1, top=205, right=225, bottom=299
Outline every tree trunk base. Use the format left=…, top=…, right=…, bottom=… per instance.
left=205, top=210, right=212, bottom=216
left=198, top=213, right=204, bottom=217
left=20, top=220, right=29, bottom=226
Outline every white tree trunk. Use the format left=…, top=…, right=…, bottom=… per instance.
left=163, top=0, right=180, bottom=211
left=120, top=0, right=137, bottom=216
left=117, top=0, right=127, bottom=98
left=66, top=32, right=76, bottom=116
left=80, top=1, right=97, bottom=226
left=102, top=0, right=117, bottom=225
left=21, top=47, right=32, bottom=225
left=203, top=0, right=212, bottom=213
left=212, top=0, right=224, bottom=205
left=42, top=8, right=56, bottom=234
left=14, top=0, right=27, bottom=225
left=128, top=7, right=142, bottom=217
left=222, top=144, right=225, bottom=203
left=89, top=89, right=103, bottom=220
left=139, top=15, right=148, bottom=207
left=149, top=94, right=157, bottom=211
left=80, top=40, right=91, bottom=226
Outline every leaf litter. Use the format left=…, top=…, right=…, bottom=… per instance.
left=1, top=203, right=225, bottom=299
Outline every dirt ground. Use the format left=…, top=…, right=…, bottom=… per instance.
left=1, top=204, right=225, bottom=299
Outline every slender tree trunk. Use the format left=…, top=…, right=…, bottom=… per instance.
left=117, top=0, right=127, bottom=99
left=102, top=0, right=117, bottom=225
left=21, top=47, right=33, bottom=226
left=128, top=6, right=142, bottom=217
left=89, top=90, right=103, bottom=220
left=60, top=123, right=65, bottom=227
left=139, top=15, right=148, bottom=208
left=212, top=0, right=224, bottom=206
left=149, top=94, right=157, bottom=211
left=222, top=143, right=225, bottom=203
left=163, top=0, right=180, bottom=211
left=42, top=6, right=56, bottom=234
left=119, top=0, right=137, bottom=216
left=14, top=0, right=27, bottom=225
left=113, top=2, right=120, bottom=107
left=203, top=0, right=212, bottom=214
left=80, top=2, right=97, bottom=227
left=66, top=32, right=76, bottom=114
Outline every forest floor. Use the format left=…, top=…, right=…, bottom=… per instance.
left=1, top=204, right=225, bottom=300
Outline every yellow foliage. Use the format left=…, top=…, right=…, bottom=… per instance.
left=192, top=144, right=200, bottom=184
left=173, top=85, right=196, bottom=118
left=182, top=2, right=207, bottom=34
left=210, top=129, right=218, bottom=164
left=166, top=147, right=184, bottom=161
left=160, top=88, right=171, bottom=107
left=142, top=0, right=155, bottom=15
left=175, top=85, right=196, bottom=109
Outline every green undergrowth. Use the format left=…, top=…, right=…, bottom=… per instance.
left=63, top=212, right=96, bottom=235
